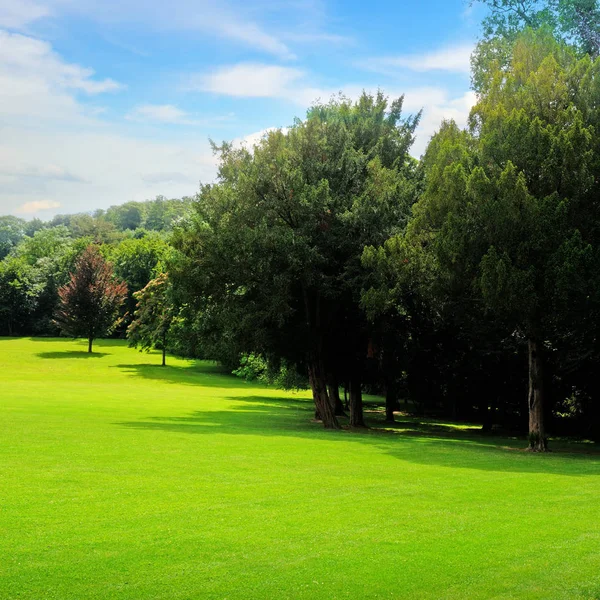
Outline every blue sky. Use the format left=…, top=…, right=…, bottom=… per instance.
left=0, top=0, right=486, bottom=218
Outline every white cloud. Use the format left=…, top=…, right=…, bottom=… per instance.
left=0, top=30, right=121, bottom=94
left=0, top=0, right=50, bottom=29
left=0, top=124, right=217, bottom=216
left=15, top=200, right=61, bottom=214
left=196, top=68, right=476, bottom=159
left=218, top=20, right=295, bottom=60
left=284, top=31, right=354, bottom=45
left=0, top=29, right=122, bottom=124
left=126, top=104, right=236, bottom=127
left=22, top=0, right=295, bottom=59
left=412, top=90, right=477, bottom=156
left=359, top=43, right=474, bottom=75
left=127, top=104, right=191, bottom=124
left=232, top=127, right=290, bottom=149
left=0, top=163, right=86, bottom=182
left=0, top=30, right=215, bottom=218
left=195, top=63, right=305, bottom=98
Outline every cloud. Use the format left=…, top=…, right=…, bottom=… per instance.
left=217, top=20, right=295, bottom=60
left=127, top=104, right=192, bottom=124
left=359, top=43, right=474, bottom=75
left=142, top=172, right=197, bottom=184
left=0, top=0, right=50, bottom=29
left=231, top=127, right=290, bottom=149
left=0, top=123, right=218, bottom=217
left=15, top=200, right=61, bottom=214
left=0, top=30, right=121, bottom=94
left=284, top=31, right=354, bottom=45
left=126, top=104, right=236, bottom=127
left=194, top=63, right=305, bottom=98
left=198, top=70, right=476, bottom=159
left=0, top=29, right=122, bottom=125
left=23, top=0, right=295, bottom=59
left=0, top=164, right=87, bottom=183
left=0, top=30, right=215, bottom=218
left=412, top=90, right=477, bottom=156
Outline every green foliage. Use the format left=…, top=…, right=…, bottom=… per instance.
left=232, top=353, right=268, bottom=381
left=171, top=91, right=419, bottom=423
left=0, top=216, right=26, bottom=260
left=106, top=233, right=170, bottom=323
left=54, top=246, right=128, bottom=350
left=127, top=273, right=174, bottom=364
left=473, top=0, right=600, bottom=55
left=15, top=226, right=72, bottom=266
left=0, top=256, right=43, bottom=335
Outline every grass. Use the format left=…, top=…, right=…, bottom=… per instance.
left=1, top=337, right=599, bottom=600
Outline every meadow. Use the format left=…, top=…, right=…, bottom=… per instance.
left=1, top=337, right=599, bottom=599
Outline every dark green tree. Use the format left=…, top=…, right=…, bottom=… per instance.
left=397, top=32, right=599, bottom=450
left=171, top=92, right=419, bottom=428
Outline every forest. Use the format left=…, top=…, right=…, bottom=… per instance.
left=2, top=0, right=600, bottom=451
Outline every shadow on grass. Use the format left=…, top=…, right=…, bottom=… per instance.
left=116, top=395, right=600, bottom=476
left=112, top=362, right=263, bottom=390
left=37, top=351, right=109, bottom=359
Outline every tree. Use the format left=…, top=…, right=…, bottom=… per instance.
left=105, top=201, right=145, bottom=231
left=16, top=226, right=72, bottom=266
left=106, top=233, right=170, bottom=323
left=471, top=0, right=600, bottom=93
left=0, top=256, right=42, bottom=335
left=473, top=0, right=599, bottom=53
left=0, top=216, right=26, bottom=260
left=54, top=246, right=127, bottom=353
left=127, top=273, right=174, bottom=366
left=171, top=92, right=419, bottom=429
left=396, top=32, right=600, bottom=450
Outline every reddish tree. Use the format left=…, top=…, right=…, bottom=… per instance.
left=54, top=245, right=127, bottom=353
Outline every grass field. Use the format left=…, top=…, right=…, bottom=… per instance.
left=1, top=337, right=599, bottom=599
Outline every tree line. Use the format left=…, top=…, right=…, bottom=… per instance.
left=2, top=0, right=599, bottom=450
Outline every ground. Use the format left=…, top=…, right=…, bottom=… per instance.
left=1, top=338, right=599, bottom=599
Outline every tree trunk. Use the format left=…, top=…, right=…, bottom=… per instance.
left=162, top=346, right=166, bottom=367
left=327, top=372, right=346, bottom=416
left=88, top=336, right=93, bottom=354
left=349, top=376, right=366, bottom=428
left=528, top=338, right=547, bottom=451
left=308, top=361, right=340, bottom=429
left=385, top=380, right=396, bottom=423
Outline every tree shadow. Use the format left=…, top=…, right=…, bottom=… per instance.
left=115, top=395, right=600, bottom=476
left=37, top=351, right=109, bottom=359
left=112, top=363, right=265, bottom=390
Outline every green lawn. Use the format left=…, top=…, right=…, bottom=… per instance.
left=1, top=338, right=599, bottom=599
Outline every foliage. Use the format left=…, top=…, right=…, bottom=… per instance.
left=0, top=256, right=43, bottom=335
left=54, top=246, right=127, bottom=352
left=0, top=216, right=26, bottom=260
left=127, top=273, right=174, bottom=365
left=170, top=91, right=420, bottom=428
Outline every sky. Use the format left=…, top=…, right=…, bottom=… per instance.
left=0, top=0, right=487, bottom=219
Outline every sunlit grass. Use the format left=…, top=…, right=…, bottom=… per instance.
left=1, top=338, right=599, bottom=599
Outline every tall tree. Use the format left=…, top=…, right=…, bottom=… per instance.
left=171, top=92, right=419, bottom=429
left=471, top=0, right=600, bottom=93
left=397, top=32, right=600, bottom=450
left=54, top=246, right=127, bottom=353
left=127, top=273, right=174, bottom=366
